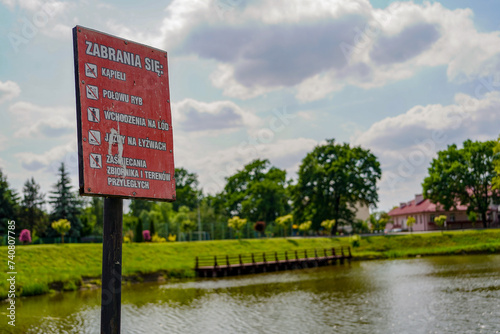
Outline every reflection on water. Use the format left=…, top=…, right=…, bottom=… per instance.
left=3, top=254, right=500, bottom=333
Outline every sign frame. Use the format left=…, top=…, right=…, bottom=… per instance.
left=73, top=25, right=175, bottom=202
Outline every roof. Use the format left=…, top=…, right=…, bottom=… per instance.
left=388, top=197, right=468, bottom=217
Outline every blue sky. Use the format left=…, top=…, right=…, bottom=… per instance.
left=1, top=0, right=500, bottom=212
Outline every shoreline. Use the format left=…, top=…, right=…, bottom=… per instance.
left=2, top=230, right=500, bottom=300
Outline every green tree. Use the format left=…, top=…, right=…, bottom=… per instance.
left=467, top=211, right=478, bottom=228
left=366, top=212, right=389, bottom=233
left=20, top=177, right=47, bottom=236
left=129, top=199, right=154, bottom=218
left=423, top=140, right=499, bottom=228
left=406, top=216, right=416, bottom=233
left=227, top=216, right=247, bottom=238
left=434, top=215, right=447, bottom=234
left=51, top=219, right=71, bottom=243
left=134, top=218, right=144, bottom=242
left=81, top=197, right=103, bottom=236
left=298, top=221, right=312, bottom=235
left=292, top=139, right=381, bottom=232
left=221, top=159, right=289, bottom=223
left=175, top=206, right=196, bottom=236
left=174, top=168, right=202, bottom=211
left=275, top=214, right=293, bottom=237
left=321, top=219, right=336, bottom=236
left=0, top=168, right=19, bottom=234
left=49, top=163, right=83, bottom=238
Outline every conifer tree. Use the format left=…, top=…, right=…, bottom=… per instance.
left=0, top=168, right=19, bottom=234
left=21, top=177, right=46, bottom=236
left=49, top=163, right=83, bottom=238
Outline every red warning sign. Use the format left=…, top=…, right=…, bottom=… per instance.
left=73, top=26, right=175, bottom=201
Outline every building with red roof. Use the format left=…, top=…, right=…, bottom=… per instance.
left=387, top=194, right=499, bottom=231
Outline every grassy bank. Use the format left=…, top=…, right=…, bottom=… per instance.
left=2, top=229, right=500, bottom=299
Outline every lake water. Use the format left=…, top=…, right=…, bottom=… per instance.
left=3, top=254, right=500, bottom=333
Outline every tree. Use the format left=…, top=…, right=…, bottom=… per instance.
left=298, top=221, right=312, bottom=235
left=52, top=219, right=71, bottom=243
left=227, top=216, right=247, bottom=238
left=321, top=219, right=336, bottom=236
left=49, top=163, right=83, bottom=238
left=135, top=218, right=144, bottom=242
left=129, top=199, right=154, bottom=218
left=81, top=197, right=104, bottom=236
left=175, top=206, right=196, bottom=235
left=275, top=214, right=293, bottom=237
left=20, top=177, right=46, bottom=236
left=366, top=212, right=389, bottom=233
left=221, top=159, right=289, bottom=223
left=254, top=221, right=266, bottom=237
left=0, top=168, right=19, bottom=234
left=406, top=216, right=416, bottom=233
left=423, top=140, right=500, bottom=228
left=174, top=168, right=202, bottom=211
left=292, top=139, right=381, bottom=232
left=467, top=211, right=477, bottom=228
left=434, top=215, right=447, bottom=234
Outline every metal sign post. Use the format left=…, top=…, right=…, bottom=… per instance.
left=73, top=25, right=175, bottom=333
left=101, top=198, right=123, bottom=333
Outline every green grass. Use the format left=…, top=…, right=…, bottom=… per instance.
left=2, top=229, right=500, bottom=299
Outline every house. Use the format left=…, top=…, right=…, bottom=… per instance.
left=387, top=194, right=499, bottom=231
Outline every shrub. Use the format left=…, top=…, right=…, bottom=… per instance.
left=254, top=221, right=266, bottom=237
left=351, top=234, right=361, bottom=248
left=321, top=219, right=336, bottom=235
left=298, top=221, right=312, bottom=235
left=228, top=216, right=247, bottom=238
left=142, top=230, right=151, bottom=241
left=167, top=234, right=176, bottom=242
left=152, top=233, right=166, bottom=243
left=275, top=214, right=293, bottom=237
left=19, top=229, right=31, bottom=244
left=51, top=219, right=71, bottom=243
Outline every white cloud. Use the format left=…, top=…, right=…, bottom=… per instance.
left=1, top=0, right=67, bottom=14
left=353, top=91, right=500, bottom=210
left=173, top=98, right=262, bottom=134
left=9, top=102, right=74, bottom=138
left=161, top=0, right=500, bottom=101
left=183, top=137, right=318, bottom=194
left=15, top=141, right=77, bottom=172
left=0, top=81, right=20, bottom=104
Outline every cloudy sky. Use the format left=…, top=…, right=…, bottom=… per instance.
left=1, top=0, right=500, bottom=212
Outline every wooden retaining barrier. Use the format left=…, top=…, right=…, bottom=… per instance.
left=195, top=247, right=352, bottom=278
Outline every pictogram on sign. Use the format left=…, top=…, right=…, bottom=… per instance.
left=85, top=63, right=98, bottom=78
left=86, top=85, right=99, bottom=100
left=89, top=153, right=102, bottom=169
left=87, top=107, right=100, bottom=123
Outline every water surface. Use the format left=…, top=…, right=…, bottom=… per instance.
left=3, top=254, right=500, bottom=333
